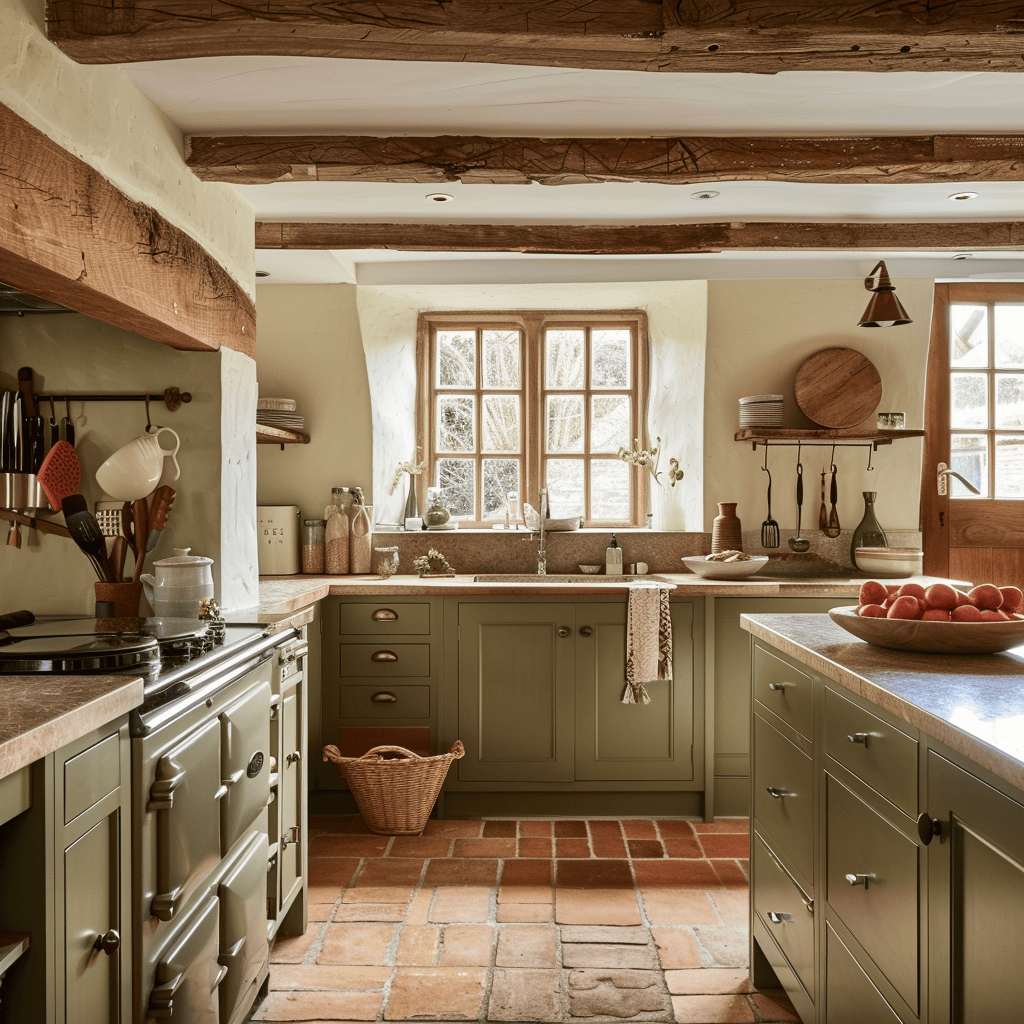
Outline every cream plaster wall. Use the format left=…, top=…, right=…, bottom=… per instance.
left=2, top=0, right=255, bottom=296
left=254, top=284, right=372, bottom=521
left=705, top=277, right=933, bottom=541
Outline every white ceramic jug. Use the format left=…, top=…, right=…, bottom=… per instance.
left=140, top=547, right=214, bottom=618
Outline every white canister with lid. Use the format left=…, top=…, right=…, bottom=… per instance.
left=140, top=548, right=215, bottom=618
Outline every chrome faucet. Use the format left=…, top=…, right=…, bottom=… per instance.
left=536, top=488, right=548, bottom=575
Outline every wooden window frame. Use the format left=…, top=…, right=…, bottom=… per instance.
left=416, top=309, right=649, bottom=528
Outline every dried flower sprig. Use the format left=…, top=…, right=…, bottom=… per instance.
left=389, top=446, right=427, bottom=494
left=617, top=436, right=662, bottom=484
left=668, top=458, right=684, bottom=488
left=412, top=548, right=454, bottom=576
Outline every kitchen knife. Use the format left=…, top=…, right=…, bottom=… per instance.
left=0, top=391, right=9, bottom=472
left=18, top=367, right=43, bottom=473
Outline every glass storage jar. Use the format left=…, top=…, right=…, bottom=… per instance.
left=301, top=518, right=325, bottom=574
left=374, top=545, right=399, bottom=579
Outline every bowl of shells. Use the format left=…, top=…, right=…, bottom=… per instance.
left=680, top=550, right=770, bottom=580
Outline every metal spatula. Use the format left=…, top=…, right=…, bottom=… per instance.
left=760, top=451, right=780, bottom=548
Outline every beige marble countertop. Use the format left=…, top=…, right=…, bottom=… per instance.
left=255, top=572, right=948, bottom=615
left=741, top=613, right=1024, bottom=794
left=0, top=674, right=144, bottom=782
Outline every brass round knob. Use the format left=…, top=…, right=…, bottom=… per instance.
left=578, top=626, right=593, bottom=637
left=557, top=627, right=570, bottom=637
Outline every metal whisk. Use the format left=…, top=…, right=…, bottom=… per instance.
left=760, top=447, right=780, bottom=548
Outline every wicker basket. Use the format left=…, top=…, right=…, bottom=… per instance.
left=322, top=740, right=465, bottom=835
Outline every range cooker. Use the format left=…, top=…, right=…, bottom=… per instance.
left=0, top=612, right=298, bottom=1024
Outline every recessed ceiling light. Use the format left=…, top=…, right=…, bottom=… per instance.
left=426, top=193, right=455, bottom=203
left=255, top=270, right=270, bottom=278
left=948, top=192, right=979, bottom=201
left=691, top=190, right=720, bottom=200
left=951, top=253, right=973, bottom=260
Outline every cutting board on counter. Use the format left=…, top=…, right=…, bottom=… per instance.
left=794, top=346, right=882, bottom=428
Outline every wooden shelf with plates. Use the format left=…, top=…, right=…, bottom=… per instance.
left=735, top=427, right=925, bottom=450
left=257, top=425, right=310, bottom=446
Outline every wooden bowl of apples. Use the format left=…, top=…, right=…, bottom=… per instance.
left=829, top=581, right=1024, bottom=655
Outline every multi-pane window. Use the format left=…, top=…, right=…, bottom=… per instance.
left=949, top=300, right=1024, bottom=499
left=417, top=312, right=647, bottom=526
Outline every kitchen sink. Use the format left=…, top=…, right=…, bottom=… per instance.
left=472, top=573, right=662, bottom=583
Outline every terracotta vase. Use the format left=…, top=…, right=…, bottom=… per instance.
left=711, top=502, right=742, bottom=553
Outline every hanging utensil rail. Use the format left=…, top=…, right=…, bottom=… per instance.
left=33, top=387, right=191, bottom=411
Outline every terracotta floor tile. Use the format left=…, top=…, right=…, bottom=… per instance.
left=308, top=903, right=336, bottom=922
left=561, top=942, right=659, bottom=970
left=554, top=819, right=588, bottom=837
left=344, top=815, right=376, bottom=834
left=495, top=924, right=558, bottom=968
left=341, top=886, right=415, bottom=905
left=518, top=837, right=553, bottom=858
left=453, top=837, right=517, bottom=858
left=421, top=819, right=483, bottom=838
left=622, top=819, right=658, bottom=839
left=633, top=859, right=722, bottom=889
left=692, top=818, right=749, bottom=834
left=497, top=885, right=554, bottom=905
left=270, top=924, right=321, bottom=964
left=671, top=993, right=756, bottom=1023
left=708, top=890, right=750, bottom=926
left=651, top=927, right=703, bottom=969
left=587, top=819, right=624, bottom=839
left=519, top=819, right=553, bottom=837
left=700, top=834, right=750, bottom=859
left=566, top=967, right=672, bottom=1019
left=317, top=923, right=395, bottom=966
left=641, top=889, right=720, bottom=927
left=310, top=834, right=390, bottom=858
left=555, top=838, right=591, bottom=858
left=489, top=967, right=563, bottom=1022
left=388, top=835, right=452, bottom=858
left=694, top=926, right=749, bottom=968
left=560, top=925, right=649, bottom=945
left=483, top=819, right=517, bottom=837
left=308, top=815, right=351, bottom=835
left=307, top=858, right=361, bottom=901
left=555, top=888, right=642, bottom=926
left=662, top=833, right=704, bottom=859
left=657, top=819, right=698, bottom=839
left=270, top=965, right=392, bottom=991
left=252, top=990, right=383, bottom=1020
left=501, top=858, right=554, bottom=887
left=664, top=968, right=754, bottom=995
left=352, top=858, right=423, bottom=887
left=496, top=903, right=554, bottom=922
left=439, top=924, right=495, bottom=966
left=750, top=988, right=801, bottom=1022
left=628, top=839, right=666, bottom=859
left=557, top=859, right=633, bottom=889
left=397, top=924, right=440, bottom=966
left=332, top=903, right=407, bottom=922
left=591, top=838, right=628, bottom=859
left=423, top=858, right=499, bottom=887
left=406, top=889, right=433, bottom=925
left=712, top=860, right=750, bottom=888
left=429, top=886, right=492, bottom=923
left=384, top=966, right=487, bottom=1020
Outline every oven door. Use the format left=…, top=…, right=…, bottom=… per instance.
left=220, top=679, right=272, bottom=855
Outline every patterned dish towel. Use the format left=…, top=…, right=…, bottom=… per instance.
left=623, top=584, right=673, bottom=704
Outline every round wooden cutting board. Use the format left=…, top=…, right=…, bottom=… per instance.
left=794, top=347, right=883, bottom=428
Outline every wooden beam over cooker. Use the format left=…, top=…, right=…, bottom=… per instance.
left=0, top=103, right=254, bottom=355
left=255, top=220, right=1024, bottom=255
left=189, top=133, right=1024, bottom=186
left=47, top=0, right=1024, bottom=72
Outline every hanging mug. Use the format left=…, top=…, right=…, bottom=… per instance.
left=96, top=426, right=180, bottom=501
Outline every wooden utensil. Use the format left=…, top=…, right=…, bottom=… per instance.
left=794, top=347, right=883, bottom=429
left=146, top=485, right=176, bottom=552
left=131, top=498, right=149, bottom=582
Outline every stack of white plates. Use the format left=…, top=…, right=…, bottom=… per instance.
left=257, top=397, right=304, bottom=430
left=257, top=397, right=297, bottom=412
left=739, top=394, right=784, bottom=428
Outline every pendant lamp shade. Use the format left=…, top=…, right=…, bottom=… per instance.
left=859, top=260, right=912, bottom=327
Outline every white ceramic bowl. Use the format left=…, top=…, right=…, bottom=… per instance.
left=853, top=547, right=923, bottom=578
left=578, top=564, right=602, bottom=574
left=681, top=555, right=770, bottom=579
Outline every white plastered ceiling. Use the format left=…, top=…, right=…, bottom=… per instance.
left=122, top=57, right=1024, bottom=285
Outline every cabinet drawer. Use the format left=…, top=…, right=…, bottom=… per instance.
left=340, top=685, right=431, bottom=719
left=826, top=923, right=902, bottom=1024
left=753, top=832, right=815, bottom=1000
left=64, top=732, right=120, bottom=823
left=825, top=687, right=917, bottom=815
left=753, top=644, right=814, bottom=740
left=338, top=643, right=430, bottom=678
left=337, top=602, right=430, bottom=636
left=753, top=714, right=814, bottom=885
left=826, top=773, right=919, bottom=1012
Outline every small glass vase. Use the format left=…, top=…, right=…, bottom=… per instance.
left=850, top=491, right=887, bottom=562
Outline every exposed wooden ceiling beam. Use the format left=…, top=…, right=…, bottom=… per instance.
left=190, top=133, right=1024, bottom=186
left=48, top=0, right=1024, bottom=72
left=0, top=103, right=254, bottom=354
left=255, top=220, right=1024, bottom=255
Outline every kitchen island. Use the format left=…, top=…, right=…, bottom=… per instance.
left=741, top=612, right=1024, bottom=1024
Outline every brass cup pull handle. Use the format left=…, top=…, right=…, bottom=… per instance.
left=766, top=786, right=787, bottom=799
left=766, top=912, right=792, bottom=924
left=372, top=608, right=398, bottom=621
left=845, top=872, right=873, bottom=889
left=578, top=625, right=593, bottom=637
left=768, top=682, right=786, bottom=692
left=847, top=732, right=871, bottom=746
left=371, top=650, right=398, bottom=662
left=94, top=928, right=120, bottom=956
left=371, top=691, right=398, bottom=703
left=557, top=626, right=571, bottom=638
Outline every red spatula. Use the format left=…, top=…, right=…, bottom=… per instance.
left=37, top=441, right=81, bottom=511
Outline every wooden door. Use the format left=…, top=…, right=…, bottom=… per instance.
left=923, top=284, right=1024, bottom=586
left=457, top=602, right=576, bottom=782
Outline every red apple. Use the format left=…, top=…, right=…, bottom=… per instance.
left=921, top=608, right=951, bottom=621
left=979, top=609, right=1010, bottom=622
left=898, top=582, right=926, bottom=601
left=924, top=583, right=958, bottom=611
left=887, top=596, right=923, bottom=620
left=968, top=584, right=1003, bottom=610
left=955, top=590, right=972, bottom=606
left=884, top=592, right=901, bottom=608
left=859, top=580, right=889, bottom=606
left=952, top=604, right=984, bottom=621
left=885, top=584, right=902, bottom=596
left=1014, top=613, right=1024, bottom=621
left=858, top=603, right=887, bottom=618
left=999, top=586, right=1024, bottom=613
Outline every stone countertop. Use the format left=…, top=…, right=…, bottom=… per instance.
left=0, top=674, right=144, bottom=782
left=254, top=572, right=956, bottom=616
left=741, top=613, right=1024, bottom=794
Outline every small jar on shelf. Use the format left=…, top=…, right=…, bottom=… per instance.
left=301, top=519, right=325, bottom=574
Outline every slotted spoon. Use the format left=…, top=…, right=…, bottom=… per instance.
left=760, top=449, right=780, bottom=548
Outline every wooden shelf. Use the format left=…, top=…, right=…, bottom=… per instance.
left=0, top=933, right=30, bottom=978
left=735, top=427, right=925, bottom=449
left=256, top=425, right=310, bottom=445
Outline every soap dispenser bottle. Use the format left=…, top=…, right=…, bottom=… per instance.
left=605, top=534, right=623, bottom=575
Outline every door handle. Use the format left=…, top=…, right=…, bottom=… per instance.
left=766, top=786, right=787, bottom=799
left=766, top=912, right=792, bottom=924
left=93, top=928, right=120, bottom=956
left=767, top=682, right=786, bottom=692
left=918, top=812, right=943, bottom=845
left=937, top=462, right=981, bottom=496
left=847, top=732, right=871, bottom=747
left=371, top=650, right=398, bottom=662
left=372, top=608, right=398, bottom=621
left=578, top=625, right=593, bottom=637
left=845, top=872, right=874, bottom=889
left=371, top=691, right=397, bottom=702
left=557, top=626, right=571, bottom=637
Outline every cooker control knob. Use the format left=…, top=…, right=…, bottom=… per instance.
left=93, top=929, right=120, bottom=956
